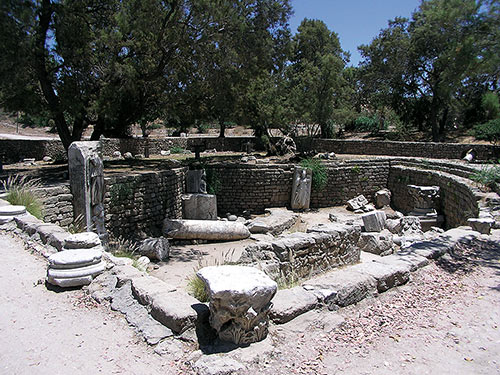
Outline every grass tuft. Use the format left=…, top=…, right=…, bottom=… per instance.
left=1, top=175, right=44, bottom=219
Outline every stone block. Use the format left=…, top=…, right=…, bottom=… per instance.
left=347, top=195, right=369, bottom=211
left=270, top=286, right=318, bottom=324
left=362, top=211, right=386, bottom=232
left=358, top=230, right=394, bottom=256
left=150, top=291, right=200, bottom=334
left=181, top=194, right=217, bottom=220
left=48, top=247, right=103, bottom=269
left=352, top=261, right=410, bottom=292
left=138, top=237, right=170, bottom=261
left=467, top=217, right=494, bottom=234
left=131, top=276, right=177, bottom=306
left=375, top=189, right=391, bottom=208
left=303, top=269, right=377, bottom=308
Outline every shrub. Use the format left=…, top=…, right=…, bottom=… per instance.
left=1, top=175, right=44, bottom=219
left=470, top=165, right=500, bottom=191
left=353, top=115, right=380, bottom=133
left=473, top=118, right=500, bottom=145
left=170, top=146, right=185, bottom=154
left=300, top=158, right=327, bottom=190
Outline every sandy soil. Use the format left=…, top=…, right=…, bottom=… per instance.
left=1, top=226, right=499, bottom=375
left=0, top=233, right=182, bottom=375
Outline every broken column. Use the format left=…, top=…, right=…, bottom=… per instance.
left=291, top=166, right=312, bottom=210
left=163, top=219, right=250, bottom=241
left=47, top=232, right=106, bottom=287
left=68, top=141, right=109, bottom=244
left=197, top=265, right=277, bottom=345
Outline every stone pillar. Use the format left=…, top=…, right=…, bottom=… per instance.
left=291, top=166, right=312, bottom=210
left=68, top=141, right=108, bottom=244
left=197, top=265, right=277, bottom=345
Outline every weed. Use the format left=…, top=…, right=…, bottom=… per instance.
left=275, top=269, right=301, bottom=290
left=186, top=249, right=236, bottom=302
left=108, top=236, right=139, bottom=259
left=110, top=182, right=134, bottom=204
left=351, top=165, right=361, bottom=174
left=68, top=214, right=87, bottom=234
left=300, top=158, right=327, bottom=190
left=1, top=175, right=44, bottom=219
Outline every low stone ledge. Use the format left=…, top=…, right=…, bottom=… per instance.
left=270, top=286, right=318, bottom=324
left=150, top=291, right=201, bottom=334
left=303, top=270, right=377, bottom=309
left=351, top=261, right=410, bottom=293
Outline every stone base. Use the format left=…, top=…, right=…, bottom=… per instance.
left=408, top=209, right=443, bottom=231
left=182, top=194, right=217, bottom=220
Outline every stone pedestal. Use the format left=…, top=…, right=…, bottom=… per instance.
left=197, top=265, right=277, bottom=345
left=182, top=194, right=217, bottom=220
left=291, top=167, right=312, bottom=210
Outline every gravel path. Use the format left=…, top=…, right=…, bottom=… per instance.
left=0, top=233, right=180, bottom=375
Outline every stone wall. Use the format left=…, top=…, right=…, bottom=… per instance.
left=388, top=165, right=480, bottom=228
left=1, top=140, right=66, bottom=163
left=35, top=184, right=74, bottom=228
left=207, top=161, right=390, bottom=215
left=3, top=136, right=499, bottom=163
left=309, top=160, right=390, bottom=207
left=295, top=138, right=500, bottom=161
left=103, top=168, right=185, bottom=239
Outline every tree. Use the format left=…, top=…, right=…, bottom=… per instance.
left=1, top=1, right=292, bottom=149
left=181, top=0, right=292, bottom=138
left=359, top=0, right=498, bottom=141
left=288, top=19, right=348, bottom=138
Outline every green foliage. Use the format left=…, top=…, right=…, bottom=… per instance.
left=108, top=237, right=139, bottom=259
left=481, top=92, right=500, bottom=121
left=110, top=182, right=135, bottom=204
left=351, top=165, right=361, bottom=174
left=169, top=146, right=185, bottom=154
left=353, top=115, right=380, bottom=133
left=186, top=275, right=209, bottom=302
left=358, top=0, right=498, bottom=141
left=68, top=214, right=86, bottom=234
left=16, top=113, right=52, bottom=128
left=300, top=158, right=327, bottom=190
left=287, top=19, right=348, bottom=138
left=276, top=269, right=300, bottom=290
left=205, top=169, right=222, bottom=195
left=1, top=175, right=44, bottom=219
left=470, top=165, right=500, bottom=191
left=473, top=118, right=500, bottom=145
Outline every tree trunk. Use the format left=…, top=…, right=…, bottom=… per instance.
left=218, top=119, right=226, bottom=138
left=439, top=106, right=449, bottom=135
left=430, top=96, right=440, bottom=142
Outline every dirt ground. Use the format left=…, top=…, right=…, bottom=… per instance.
left=1, top=225, right=499, bottom=374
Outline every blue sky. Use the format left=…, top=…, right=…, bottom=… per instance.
left=289, top=0, right=421, bottom=66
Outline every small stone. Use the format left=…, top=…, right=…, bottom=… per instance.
left=328, top=213, right=338, bottom=222
left=160, top=150, right=171, bottom=156
left=227, top=215, right=238, bottom=221
left=362, top=211, right=386, bottom=232
left=112, top=151, right=122, bottom=158
left=375, top=189, right=391, bottom=208
left=467, top=217, right=495, bottom=234
left=138, top=237, right=170, bottom=261
left=43, top=156, right=52, bottom=162
left=134, top=154, right=144, bottom=159
left=123, top=152, right=133, bottom=159
left=347, top=195, right=369, bottom=211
